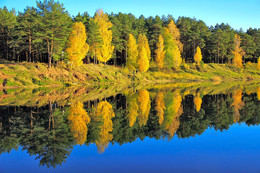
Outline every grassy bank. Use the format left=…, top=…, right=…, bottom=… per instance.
left=0, top=61, right=259, bottom=88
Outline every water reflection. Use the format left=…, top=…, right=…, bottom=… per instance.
left=0, top=86, right=259, bottom=168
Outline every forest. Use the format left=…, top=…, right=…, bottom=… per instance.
left=1, top=0, right=260, bottom=72
left=0, top=89, right=259, bottom=168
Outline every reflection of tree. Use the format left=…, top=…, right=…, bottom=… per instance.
left=163, top=91, right=183, bottom=138
left=68, top=101, right=90, bottom=145
left=155, top=91, right=166, bottom=125
left=194, top=93, right=202, bottom=112
left=232, top=89, right=244, bottom=123
left=257, top=87, right=260, bottom=101
left=95, top=101, right=115, bottom=153
left=137, top=89, right=151, bottom=127
left=126, top=92, right=138, bottom=127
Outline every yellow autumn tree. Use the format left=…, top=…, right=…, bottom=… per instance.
left=163, top=27, right=182, bottom=69
left=126, top=34, right=138, bottom=70
left=155, top=35, right=166, bottom=69
left=137, top=89, right=151, bottom=126
left=194, top=93, right=202, bottom=112
left=232, top=34, right=245, bottom=68
left=257, top=57, right=260, bottom=70
left=257, top=87, right=260, bottom=101
left=167, top=20, right=183, bottom=52
left=68, top=101, right=90, bottom=145
left=137, top=34, right=150, bottom=72
left=94, top=9, right=114, bottom=63
left=232, top=89, right=244, bottom=123
left=165, top=91, right=183, bottom=138
left=155, top=91, right=166, bottom=125
left=66, top=22, right=89, bottom=66
left=95, top=101, right=115, bottom=153
left=194, top=46, right=203, bottom=65
left=126, top=93, right=139, bottom=127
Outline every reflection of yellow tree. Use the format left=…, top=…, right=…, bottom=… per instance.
left=194, top=93, right=202, bottom=112
left=164, top=91, right=183, bottom=137
left=68, top=101, right=90, bottom=145
left=137, top=89, right=151, bottom=126
left=257, top=87, right=260, bottom=101
left=232, top=89, right=244, bottom=123
left=155, top=91, right=166, bottom=125
left=127, top=93, right=138, bottom=127
left=95, top=101, right=115, bottom=153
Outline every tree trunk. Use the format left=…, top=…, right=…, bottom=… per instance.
left=29, top=29, right=32, bottom=62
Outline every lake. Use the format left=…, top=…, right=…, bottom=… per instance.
left=0, top=84, right=259, bottom=173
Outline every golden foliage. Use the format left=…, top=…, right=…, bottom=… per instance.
left=232, top=89, right=244, bottom=123
left=138, top=47, right=150, bottom=72
left=163, top=28, right=182, bottom=68
left=257, top=57, right=260, bottom=70
left=137, top=89, right=151, bottom=126
left=126, top=34, right=138, bottom=70
left=155, top=91, right=166, bottom=125
left=95, top=101, right=115, bottom=153
left=94, top=9, right=114, bottom=63
left=257, top=87, right=260, bottom=101
left=232, top=34, right=245, bottom=68
left=194, top=93, right=202, bottom=112
left=137, top=34, right=150, bottom=72
left=194, top=46, right=203, bottom=65
left=167, top=20, right=183, bottom=52
left=66, top=22, right=89, bottom=66
left=164, top=91, right=183, bottom=137
left=68, top=101, right=90, bottom=145
left=155, top=35, right=166, bottom=69
left=127, top=93, right=138, bottom=127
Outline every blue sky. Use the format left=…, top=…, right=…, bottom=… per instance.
left=1, top=0, right=259, bottom=31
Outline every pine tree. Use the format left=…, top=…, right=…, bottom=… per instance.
left=37, top=0, right=72, bottom=67
left=86, top=18, right=102, bottom=64
left=66, top=22, right=89, bottom=66
left=126, top=33, right=138, bottom=70
left=232, top=34, right=245, bottom=68
left=94, top=9, right=114, bottom=64
left=194, top=46, right=203, bottom=65
left=0, top=7, right=17, bottom=60
left=155, top=35, right=166, bottom=69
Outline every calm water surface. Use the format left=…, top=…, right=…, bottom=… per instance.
left=0, top=86, right=259, bottom=173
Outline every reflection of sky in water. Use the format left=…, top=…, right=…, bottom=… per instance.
left=1, top=123, right=260, bottom=173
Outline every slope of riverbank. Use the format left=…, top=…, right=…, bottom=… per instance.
left=0, top=62, right=259, bottom=88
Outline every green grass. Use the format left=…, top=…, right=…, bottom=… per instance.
left=0, top=62, right=259, bottom=88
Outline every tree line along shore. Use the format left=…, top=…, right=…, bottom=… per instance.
left=0, top=0, right=260, bottom=87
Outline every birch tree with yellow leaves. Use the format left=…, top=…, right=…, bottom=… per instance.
left=257, top=57, right=260, bottom=70
left=232, top=89, right=244, bottom=123
left=155, top=35, right=166, bottom=69
left=232, top=34, right=245, bottom=68
left=68, top=101, right=91, bottom=145
left=167, top=20, right=183, bottom=52
left=163, top=26, right=182, bottom=69
left=137, top=89, right=151, bottom=126
left=126, top=34, right=138, bottom=70
left=66, top=22, right=89, bottom=66
left=95, top=101, right=115, bottom=153
left=137, top=34, right=150, bottom=72
left=94, top=9, right=114, bottom=64
left=194, top=93, right=202, bottom=112
left=194, top=46, right=203, bottom=65
left=155, top=91, right=166, bottom=125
